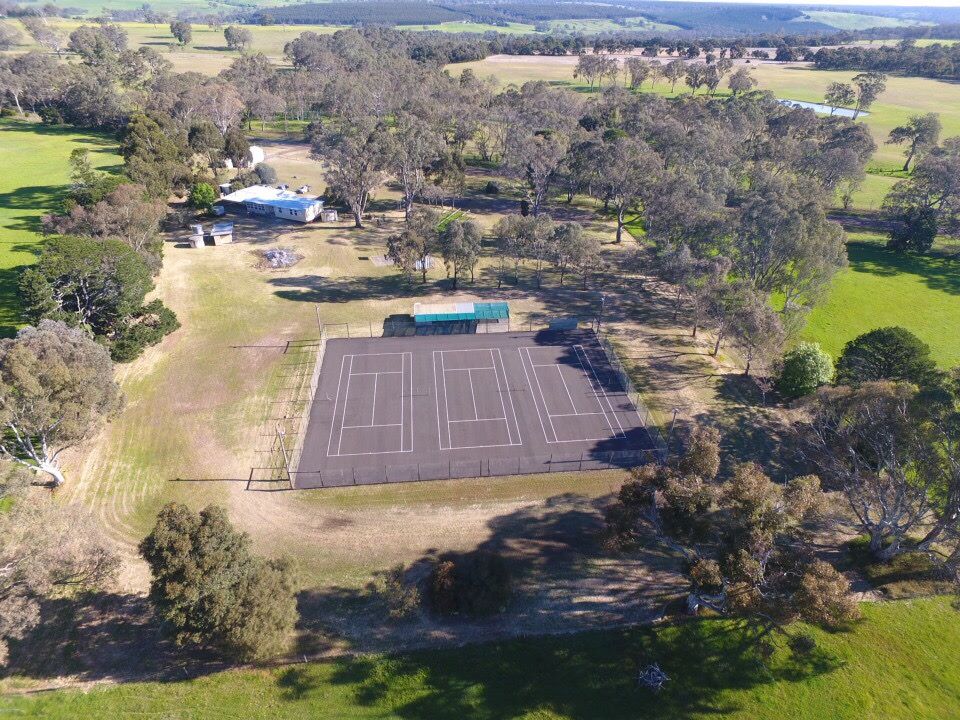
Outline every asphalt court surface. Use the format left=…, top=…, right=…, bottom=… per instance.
left=297, top=330, right=657, bottom=488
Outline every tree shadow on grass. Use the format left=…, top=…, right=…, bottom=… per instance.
left=276, top=617, right=842, bottom=720
left=847, top=242, right=960, bottom=296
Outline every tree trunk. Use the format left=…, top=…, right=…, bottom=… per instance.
left=692, top=323, right=698, bottom=338
left=36, top=460, right=66, bottom=488
left=615, top=208, right=624, bottom=243
left=903, top=149, right=915, bottom=173
left=712, top=333, right=722, bottom=356
left=353, top=211, right=363, bottom=228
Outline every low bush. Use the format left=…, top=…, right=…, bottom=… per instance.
left=428, top=550, right=511, bottom=617
left=776, top=342, right=833, bottom=398
left=372, top=564, right=421, bottom=621
left=110, top=299, right=180, bottom=362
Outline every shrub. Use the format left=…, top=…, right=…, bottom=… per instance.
left=428, top=550, right=511, bottom=617
left=110, top=299, right=180, bottom=362
left=372, top=564, right=421, bottom=621
left=776, top=342, right=834, bottom=398
left=484, top=180, right=500, bottom=194
left=190, top=182, right=217, bottom=210
left=835, top=326, right=938, bottom=388
left=255, top=163, right=278, bottom=185
left=139, top=503, right=298, bottom=662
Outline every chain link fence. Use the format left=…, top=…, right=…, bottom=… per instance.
left=293, top=448, right=662, bottom=489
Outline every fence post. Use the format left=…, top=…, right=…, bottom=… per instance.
left=352, top=467, right=356, bottom=485
left=369, top=321, right=373, bottom=337
left=579, top=452, right=583, bottom=471
left=418, top=463, right=421, bottom=482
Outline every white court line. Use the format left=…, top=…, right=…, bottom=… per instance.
left=326, top=354, right=348, bottom=457
left=440, top=350, right=452, bottom=450
left=434, top=349, right=519, bottom=450
left=555, top=364, right=577, bottom=413
left=467, top=368, right=479, bottom=420
left=433, top=351, right=443, bottom=451
left=496, top=348, right=523, bottom=446
left=519, top=346, right=557, bottom=443
left=342, top=422, right=403, bottom=429
left=337, top=354, right=355, bottom=456
left=448, top=418, right=506, bottom=423
left=490, top=349, right=513, bottom=445
left=328, top=352, right=411, bottom=457
left=574, top=344, right=626, bottom=439
left=402, top=351, right=408, bottom=452
left=550, top=412, right=606, bottom=418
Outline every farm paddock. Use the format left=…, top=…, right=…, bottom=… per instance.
left=296, top=330, right=660, bottom=488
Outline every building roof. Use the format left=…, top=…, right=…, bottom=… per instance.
left=220, top=185, right=323, bottom=211
left=413, top=301, right=509, bottom=323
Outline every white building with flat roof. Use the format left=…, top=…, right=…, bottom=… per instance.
left=220, top=185, right=324, bottom=223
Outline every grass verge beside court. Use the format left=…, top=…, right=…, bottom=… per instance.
left=4, top=596, right=958, bottom=719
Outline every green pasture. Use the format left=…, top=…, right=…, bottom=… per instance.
left=405, top=21, right=537, bottom=35
left=803, top=232, right=960, bottom=368
left=5, top=597, right=959, bottom=719
left=794, top=11, right=931, bottom=30
left=0, top=119, right=119, bottom=335
left=546, top=17, right=681, bottom=33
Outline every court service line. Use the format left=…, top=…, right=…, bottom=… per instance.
left=574, top=344, right=626, bottom=438
left=342, top=422, right=403, bottom=429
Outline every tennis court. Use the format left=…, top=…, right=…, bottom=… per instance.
left=296, top=330, right=659, bottom=488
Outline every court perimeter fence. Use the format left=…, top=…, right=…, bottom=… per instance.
left=293, top=448, right=663, bottom=489
left=262, top=310, right=669, bottom=490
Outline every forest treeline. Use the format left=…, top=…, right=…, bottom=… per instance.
left=814, top=40, right=960, bottom=82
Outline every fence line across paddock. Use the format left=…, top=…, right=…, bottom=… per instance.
left=292, top=448, right=663, bottom=489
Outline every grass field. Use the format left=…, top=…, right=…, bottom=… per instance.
left=5, top=596, right=959, bottom=719
left=404, top=21, right=538, bottom=34
left=546, top=17, right=681, bottom=33
left=793, top=11, right=931, bottom=30
left=802, top=232, right=960, bottom=367
left=0, top=119, right=119, bottom=335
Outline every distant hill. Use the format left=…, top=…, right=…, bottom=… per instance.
left=258, top=1, right=960, bottom=36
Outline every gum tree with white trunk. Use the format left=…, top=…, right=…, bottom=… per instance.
left=0, top=320, right=122, bottom=487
